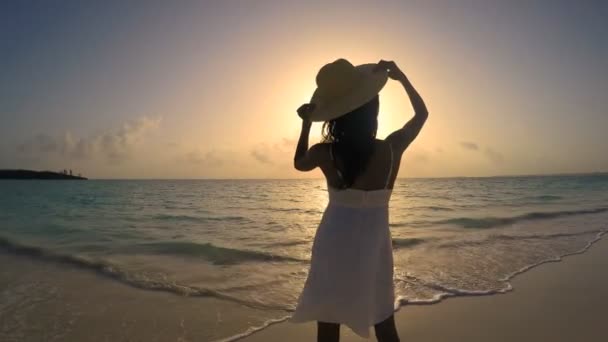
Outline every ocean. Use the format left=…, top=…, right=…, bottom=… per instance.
left=1, top=175, right=607, bottom=341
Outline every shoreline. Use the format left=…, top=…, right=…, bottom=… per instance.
left=241, top=234, right=608, bottom=342
left=1, top=230, right=606, bottom=341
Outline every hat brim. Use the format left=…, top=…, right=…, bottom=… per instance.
left=308, top=63, right=388, bottom=122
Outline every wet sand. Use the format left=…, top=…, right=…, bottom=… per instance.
left=0, top=252, right=284, bottom=342
left=243, top=237, right=608, bottom=341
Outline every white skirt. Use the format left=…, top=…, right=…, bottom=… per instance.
left=290, top=189, right=395, bottom=338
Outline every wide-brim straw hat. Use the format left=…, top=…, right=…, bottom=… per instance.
left=307, top=58, right=388, bottom=122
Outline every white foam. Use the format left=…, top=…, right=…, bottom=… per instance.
left=393, top=281, right=512, bottom=309
left=212, top=316, right=291, bottom=342
left=499, top=228, right=607, bottom=282
left=393, top=228, right=607, bottom=313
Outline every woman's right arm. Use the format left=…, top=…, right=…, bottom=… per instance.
left=377, top=60, right=429, bottom=154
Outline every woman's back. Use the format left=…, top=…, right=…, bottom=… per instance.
left=322, top=139, right=397, bottom=191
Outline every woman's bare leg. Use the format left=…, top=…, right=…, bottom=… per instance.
left=374, top=315, right=400, bottom=342
left=317, top=321, right=340, bottom=342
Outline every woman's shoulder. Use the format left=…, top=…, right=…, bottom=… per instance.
left=311, top=142, right=332, bottom=151
left=307, top=142, right=332, bottom=163
left=373, top=138, right=392, bottom=149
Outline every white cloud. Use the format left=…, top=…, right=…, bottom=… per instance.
left=17, top=116, right=161, bottom=164
left=250, top=147, right=274, bottom=164
left=249, top=139, right=296, bottom=165
left=184, top=149, right=225, bottom=167
left=459, top=141, right=479, bottom=151
left=484, top=147, right=504, bottom=163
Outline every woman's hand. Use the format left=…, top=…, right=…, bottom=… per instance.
left=297, top=103, right=316, bottom=122
left=374, top=60, right=405, bottom=81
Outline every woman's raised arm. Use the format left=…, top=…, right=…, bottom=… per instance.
left=376, top=60, right=429, bottom=154
left=293, top=103, right=325, bottom=171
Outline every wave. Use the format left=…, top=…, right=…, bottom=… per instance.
left=395, top=274, right=511, bottom=304
left=392, top=238, right=426, bottom=249
left=133, top=241, right=306, bottom=265
left=253, top=240, right=310, bottom=248
left=528, top=195, right=563, bottom=201
left=438, top=230, right=602, bottom=248
left=253, top=207, right=323, bottom=215
left=411, top=205, right=454, bottom=211
left=212, top=316, right=291, bottom=342
left=266, top=208, right=301, bottom=213
left=395, top=229, right=607, bottom=308
left=0, top=236, right=293, bottom=312
left=436, top=207, right=608, bottom=229
left=153, top=214, right=249, bottom=223
left=498, top=229, right=607, bottom=282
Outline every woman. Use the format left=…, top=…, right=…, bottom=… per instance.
left=290, top=58, right=428, bottom=342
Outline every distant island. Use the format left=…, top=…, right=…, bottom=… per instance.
left=0, top=169, right=87, bottom=180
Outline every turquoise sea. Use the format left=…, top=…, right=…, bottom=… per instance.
left=1, top=175, right=607, bottom=341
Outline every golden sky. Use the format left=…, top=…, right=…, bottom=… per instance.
left=2, top=1, right=607, bottom=178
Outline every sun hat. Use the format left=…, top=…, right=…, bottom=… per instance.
left=307, top=58, right=388, bottom=122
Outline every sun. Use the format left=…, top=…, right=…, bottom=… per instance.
left=376, top=81, right=412, bottom=139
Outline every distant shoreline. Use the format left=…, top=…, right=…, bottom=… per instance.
left=0, top=169, right=87, bottom=180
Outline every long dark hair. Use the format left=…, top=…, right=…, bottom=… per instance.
left=322, top=95, right=379, bottom=188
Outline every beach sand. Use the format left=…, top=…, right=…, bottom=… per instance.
left=1, top=237, right=607, bottom=341
left=0, top=252, right=286, bottom=342
left=243, top=237, right=608, bottom=342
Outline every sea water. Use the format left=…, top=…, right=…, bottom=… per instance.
left=1, top=175, right=607, bottom=341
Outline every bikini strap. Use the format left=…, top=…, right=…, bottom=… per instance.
left=384, top=143, right=393, bottom=189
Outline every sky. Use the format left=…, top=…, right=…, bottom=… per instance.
left=1, top=0, right=607, bottom=179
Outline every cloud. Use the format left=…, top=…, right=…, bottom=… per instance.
left=460, top=141, right=479, bottom=151
left=185, top=149, right=225, bottom=167
left=413, top=153, right=430, bottom=163
left=250, top=148, right=274, bottom=164
left=249, top=139, right=296, bottom=165
left=484, top=147, right=504, bottom=163
left=17, top=116, right=161, bottom=163
left=97, top=117, right=161, bottom=161
left=457, top=140, right=504, bottom=164
left=281, top=138, right=296, bottom=147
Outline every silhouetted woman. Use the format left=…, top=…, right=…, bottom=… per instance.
left=290, top=59, right=428, bottom=342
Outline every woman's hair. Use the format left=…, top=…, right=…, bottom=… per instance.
left=322, top=95, right=379, bottom=188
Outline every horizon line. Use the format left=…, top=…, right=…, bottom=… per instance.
left=2, top=169, right=607, bottom=180
left=85, top=171, right=608, bottom=180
